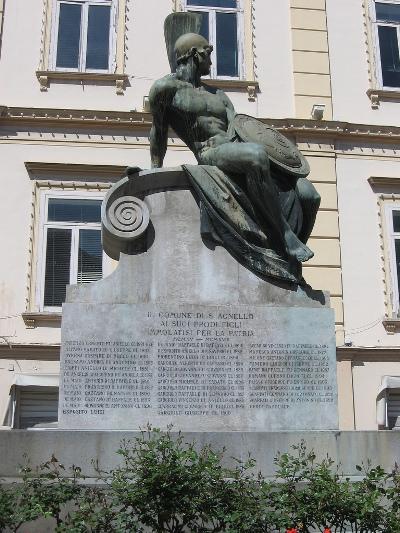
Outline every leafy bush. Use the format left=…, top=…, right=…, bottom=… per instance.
left=1, top=428, right=399, bottom=532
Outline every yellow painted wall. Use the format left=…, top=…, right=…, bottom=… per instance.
left=290, top=0, right=333, bottom=120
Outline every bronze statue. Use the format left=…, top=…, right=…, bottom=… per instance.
left=149, top=13, right=320, bottom=284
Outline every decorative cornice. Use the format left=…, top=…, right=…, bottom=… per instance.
left=25, top=162, right=127, bottom=178
left=0, top=106, right=152, bottom=128
left=260, top=118, right=400, bottom=143
left=337, top=346, right=400, bottom=362
left=2, top=106, right=400, bottom=143
left=0, top=343, right=60, bottom=359
left=36, top=71, right=129, bottom=95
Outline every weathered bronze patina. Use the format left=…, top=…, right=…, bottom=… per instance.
left=149, top=13, right=320, bottom=284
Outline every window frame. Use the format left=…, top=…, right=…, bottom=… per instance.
left=50, top=0, right=117, bottom=73
left=372, top=0, right=400, bottom=90
left=37, top=190, right=106, bottom=312
left=183, top=0, right=244, bottom=80
left=386, top=388, right=400, bottom=428
left=12, top=386, right=59, bottom=429
left=385, top=203, right=400, bottom=315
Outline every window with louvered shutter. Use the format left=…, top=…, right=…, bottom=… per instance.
left=44, top=228, right=72, bottom=307
left=41, top=196, right=103, bottom=310
left=387, top=390, right=400, bottom=429
left=15, top=387, right=59, bottom=429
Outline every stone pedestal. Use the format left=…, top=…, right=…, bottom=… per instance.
left=59, top=184, right=338, bottom=431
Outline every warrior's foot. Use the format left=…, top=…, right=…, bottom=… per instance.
left=291, top=244, right=314, bottom=262
left=285, top=231, right=314, bottom=263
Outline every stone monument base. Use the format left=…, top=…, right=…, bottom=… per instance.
left=1, top=430, right=399, bottom=481
left=59, top=186, right=338, bottom=432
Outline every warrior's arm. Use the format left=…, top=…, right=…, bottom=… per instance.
left=149, top=82, right=171, bottom=169
left=221, top=91, right=236, bottom=126
left=149, top=108, right=168, bottom=169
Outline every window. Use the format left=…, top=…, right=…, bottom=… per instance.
left=374, top=1, right=400, bottom=88
left=386, top=205, right=400, bottom=315
left=12, top=387, right=59, bottom=429
left=387, top=389, right=400, bottom=428
left=377, top=376, right=400, bottom=429
left=52, top=0, right=115, bottom=72
left=38, top=194, right=104, bottom=310
left=184, top=0, right=242, bottom=78
left=2, top=376, right=60, bottom=429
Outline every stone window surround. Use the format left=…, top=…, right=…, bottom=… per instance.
left=24, top=168, right=119, bottom=327
left=37, top=0, right=128, bottom=93
left=364, top=0, right=400, bottom=108
left=370, top=176, right=400, bottom=332
left=37, top=189, right=105, bottom=313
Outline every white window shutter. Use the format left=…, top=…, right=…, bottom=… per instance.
left=388, top=391, right=400, bottom=429
left=16, top=386, right=59, bottom=429
left=44, top=227, right=72, bottom=307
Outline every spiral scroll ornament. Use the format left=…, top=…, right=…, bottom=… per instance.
left=102, top=191, right=150, bottom=259
left=107, top=196, right=150, bottom=239
left=101, top=167, right=187, bottom=260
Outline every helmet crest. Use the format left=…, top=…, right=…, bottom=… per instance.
left=164, top=12, right=203, bottom=72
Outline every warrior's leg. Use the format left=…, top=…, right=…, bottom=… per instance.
left=296, top=177, right=321, bottom=244
left=199, top=143, right=313, bottom=262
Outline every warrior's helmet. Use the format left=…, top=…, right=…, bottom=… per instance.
left=174, top=33, right=211, bottom=66
left=164, top=12, right=206, bottom=72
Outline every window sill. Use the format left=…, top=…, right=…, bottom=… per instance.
left=367, top=88, right=400, bottom=109
left=35, top=71, right=128, bottom=95
left=368, top=176, right=400, bottom=188
left=202, top=79, right=259, bottom=101
left=383, top=318, right=400, bottom=334
left=22, top=312, right=62, bottom=329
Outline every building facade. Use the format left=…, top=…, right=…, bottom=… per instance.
left=0, top=0, right=398, bottom=430
left=329, top=0, right=400, bottom=430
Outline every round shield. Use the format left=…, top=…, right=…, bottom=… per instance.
left=232, top=114, right=310, bottom=178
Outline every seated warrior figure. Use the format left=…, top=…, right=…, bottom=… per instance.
left=149, top=15, right=320, bottom=284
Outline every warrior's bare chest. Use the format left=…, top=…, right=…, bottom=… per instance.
left=172, top=87, right=227, bottom=117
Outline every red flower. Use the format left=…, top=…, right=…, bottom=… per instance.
left=324, top=529, right=332, bottom=533
left=286, top=529, right=297, bottom=533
